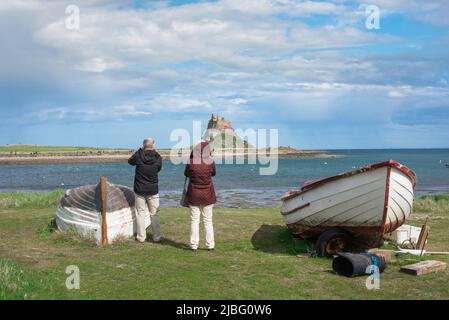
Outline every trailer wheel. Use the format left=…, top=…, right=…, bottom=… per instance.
left=315, top=229, right=352, bottom=257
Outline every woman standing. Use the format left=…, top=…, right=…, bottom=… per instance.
left=184, top=141, right=217, bottom=251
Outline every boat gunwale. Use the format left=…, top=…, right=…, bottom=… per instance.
left=281, top=160, right=416, bottom=202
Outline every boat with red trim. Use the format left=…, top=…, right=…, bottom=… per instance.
left=280, top=160, right=417, bottom=256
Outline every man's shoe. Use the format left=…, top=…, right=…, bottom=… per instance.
left=207, top=248, right=215, bottom=251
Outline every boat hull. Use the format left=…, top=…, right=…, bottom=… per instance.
left=56, top=182, right=150, bottom=243
left=280, top=161, right=416, bottom=248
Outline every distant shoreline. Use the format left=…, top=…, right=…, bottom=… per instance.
left=0, top=149, right=336, bottom=165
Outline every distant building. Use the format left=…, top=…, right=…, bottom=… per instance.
left=207, top=114, right=233, bottom=131
left=204, top=114, right=252, bottom=149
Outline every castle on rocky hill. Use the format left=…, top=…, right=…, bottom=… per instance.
left=207, top=114, right=233, bottom=131
left=204, top=114, right=252, bottom=149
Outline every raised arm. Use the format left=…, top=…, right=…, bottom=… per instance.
left=128, top=150, right=138, bottom=166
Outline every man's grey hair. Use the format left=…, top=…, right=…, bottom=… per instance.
left=143, top=138, right=155, bottom=150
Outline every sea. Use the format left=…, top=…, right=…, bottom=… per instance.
left=1, top=149, right=448, bottom=208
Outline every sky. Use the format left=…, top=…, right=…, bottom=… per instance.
left=1, top=0, right=449, bottom=149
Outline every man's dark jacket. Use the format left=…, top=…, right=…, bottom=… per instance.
left=128, top=149, right=162, bottom=196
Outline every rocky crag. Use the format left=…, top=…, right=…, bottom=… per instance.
left=203, top=114, right=253, bottom=152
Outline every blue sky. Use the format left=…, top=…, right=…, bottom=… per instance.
left=1, top=0, right=448, bottom=149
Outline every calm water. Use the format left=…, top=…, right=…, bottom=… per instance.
left=1, top=149, right=448, bottom=208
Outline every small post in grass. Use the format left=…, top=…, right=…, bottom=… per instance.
left=100, top=176, right=108, bottom=245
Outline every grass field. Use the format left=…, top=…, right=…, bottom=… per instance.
left=0, top=144, right=308, bottom=155
left=0, top=192, right=448, bottom=300
left=0, top=146, right=176, bottom=153
left=0, top=190, right=64, bottom=209
left=0, top=145, right=113, bottom=153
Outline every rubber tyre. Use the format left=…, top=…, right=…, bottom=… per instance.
left=315, top=229, right=352, bottom=257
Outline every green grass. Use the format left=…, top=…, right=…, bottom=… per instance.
left=0, top=190, right=65, bottom=209
left=0, top=194, right=448, bottom=299
left=0, top=259, right=35, bottom=299
left=414, top=195, right=449, bottom=216
left=0, top=145, right=113, bottom=153
left=418, top=194, right=449, bottom=202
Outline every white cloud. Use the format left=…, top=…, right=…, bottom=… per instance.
left=28, top=0, right=388, bottom=74
left=354, top=0, right=449, bottom=25
left=0, top=0, right=41, bottom=11
left=146, top=95, right=212, bottom=112
left=229, top=98, right=247, bottom=105
left=75, top=57, right=124, bottom=73
left=388, top=90, right=405, bottom=98
left=276, top=0, right=346, bottom=16
left=2, top=0, right=449, bottom=141
left=30, top=104, right=152, bottom=122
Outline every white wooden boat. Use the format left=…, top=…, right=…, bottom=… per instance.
left=56, top=177, right=150, bottom=243
left=280, top=160, right=417, bottom=256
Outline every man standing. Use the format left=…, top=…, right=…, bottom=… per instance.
left=128, top=138, right=162, bottom=243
